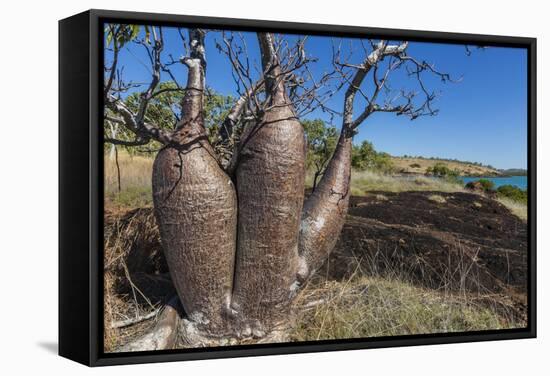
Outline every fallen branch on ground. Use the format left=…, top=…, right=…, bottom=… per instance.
left=110, top=308, right=161, bottom=329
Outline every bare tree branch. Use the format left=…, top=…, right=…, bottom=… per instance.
left=105, top=94, right=173, bottom=144
left=134, top=27, right=165, bottom=125
left=337, top=40, right=408, bottom=135
left=104, top=136, right=151, bottom=146
left=332, top=38, right=456, bottom=134
left=104, top=26, right=175, bottom=146
left=217, top=81, right=263, bottom=143
left=104, top=24, right=121, bottom=97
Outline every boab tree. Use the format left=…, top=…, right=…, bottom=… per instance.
left=104, top=26, right=455, bottom=350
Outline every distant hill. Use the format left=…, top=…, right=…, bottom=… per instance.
left=499, top=168, right=527, bottom=176
left=391, top=156, right=502, bottom=177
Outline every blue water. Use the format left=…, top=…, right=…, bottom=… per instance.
left=461, top=176, right=527, bottom=190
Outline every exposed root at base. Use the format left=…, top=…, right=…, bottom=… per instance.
left=178, top=319, right=290, bottom=347
left=115, top=296, right=180, bottom=352
left=114, top=297, right=290, bottom=352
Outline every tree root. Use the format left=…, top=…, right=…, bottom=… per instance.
left=115, top=296, right=180, bottom=352
left=110, top=308, right=161, bottom=329
left=115, top=296, right=290, bottom=352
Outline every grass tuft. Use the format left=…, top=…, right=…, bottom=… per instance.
left=428, top=194, right=447, bottom=204
left=291, top=274, right=516, bottom=342
left=497, top=197, right=527, bottom=221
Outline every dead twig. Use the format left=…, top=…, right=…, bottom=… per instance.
left=110, top=308, right=161, bottom=329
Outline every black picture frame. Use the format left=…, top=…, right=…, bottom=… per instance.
left=59, top=8, right=537, bottom=367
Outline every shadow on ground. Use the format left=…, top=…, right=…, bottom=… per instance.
left=37, top=341, right=58, bottom=355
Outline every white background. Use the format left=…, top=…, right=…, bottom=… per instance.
left=0, top=0, right=547, bottom=374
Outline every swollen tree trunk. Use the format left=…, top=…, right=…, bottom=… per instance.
left=298, top=42, right=400, bottom=278
left=230, top=33, right=306, bottom=334
left=297, top=55, right=363, bottom=278
left=299, top=128, right=352, bottom=280
left=152, top=30, right=237, bottom=335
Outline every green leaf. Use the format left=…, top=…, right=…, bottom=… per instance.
left=130, top=25, right=140, bottom=41
left=145, top=26, right=151, bottom=45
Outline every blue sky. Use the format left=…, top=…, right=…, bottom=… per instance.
left=105, top=26, right=528, bottom=169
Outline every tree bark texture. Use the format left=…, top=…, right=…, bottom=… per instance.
left=152, top=30, right=238, bottom=335
left=230, top=33, right=306, bottom=333
left=299, top=130, right=352, bottom=279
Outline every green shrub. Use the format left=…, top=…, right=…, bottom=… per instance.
left=426, top=163, right=461, bottom=184
left=477, top=178, right=495, bottom=192
left=497, top=185, right=527, bottom=204
left=409, top=163, right=421, bottom=168
left=426, top=163, right=457, bottom=177
left=351, top=141, right=394, bottom=173
left=465, top=178, right=496, bottom=194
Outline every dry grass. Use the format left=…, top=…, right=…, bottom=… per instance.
left=103, top=208, right=173, bottom=352
left=105, top=151, right=154, bottom=208
left=428, top=194, right=447, bottom=204
left=291, top=275, right=511, bottom=341
left=497, top=197, right=527, bottom=221
left=348, top=170, right=466, bottom=195
left=291, top=238, right=525, bottom=341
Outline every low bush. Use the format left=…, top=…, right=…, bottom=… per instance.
left=497, top=184, right=527, bottom=204
left=465, top=178, right=495, bottom=193
left=425, top=163, right=461, bottom=185
left=477, top=178, right=495, bottom=192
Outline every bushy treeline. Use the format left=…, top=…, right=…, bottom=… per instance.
left=499, top=168, right=528, bottom=176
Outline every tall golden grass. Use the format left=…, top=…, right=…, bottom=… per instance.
left=497, top=196, right=528, bottom=221
left=349, top=169, right=466, bottom=194
left=104, top=151, right=154, bottom=207
left=105, top=151, right=154, bottom=193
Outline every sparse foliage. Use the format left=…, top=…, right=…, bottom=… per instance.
left=303, top=119, right=338, bottom=190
